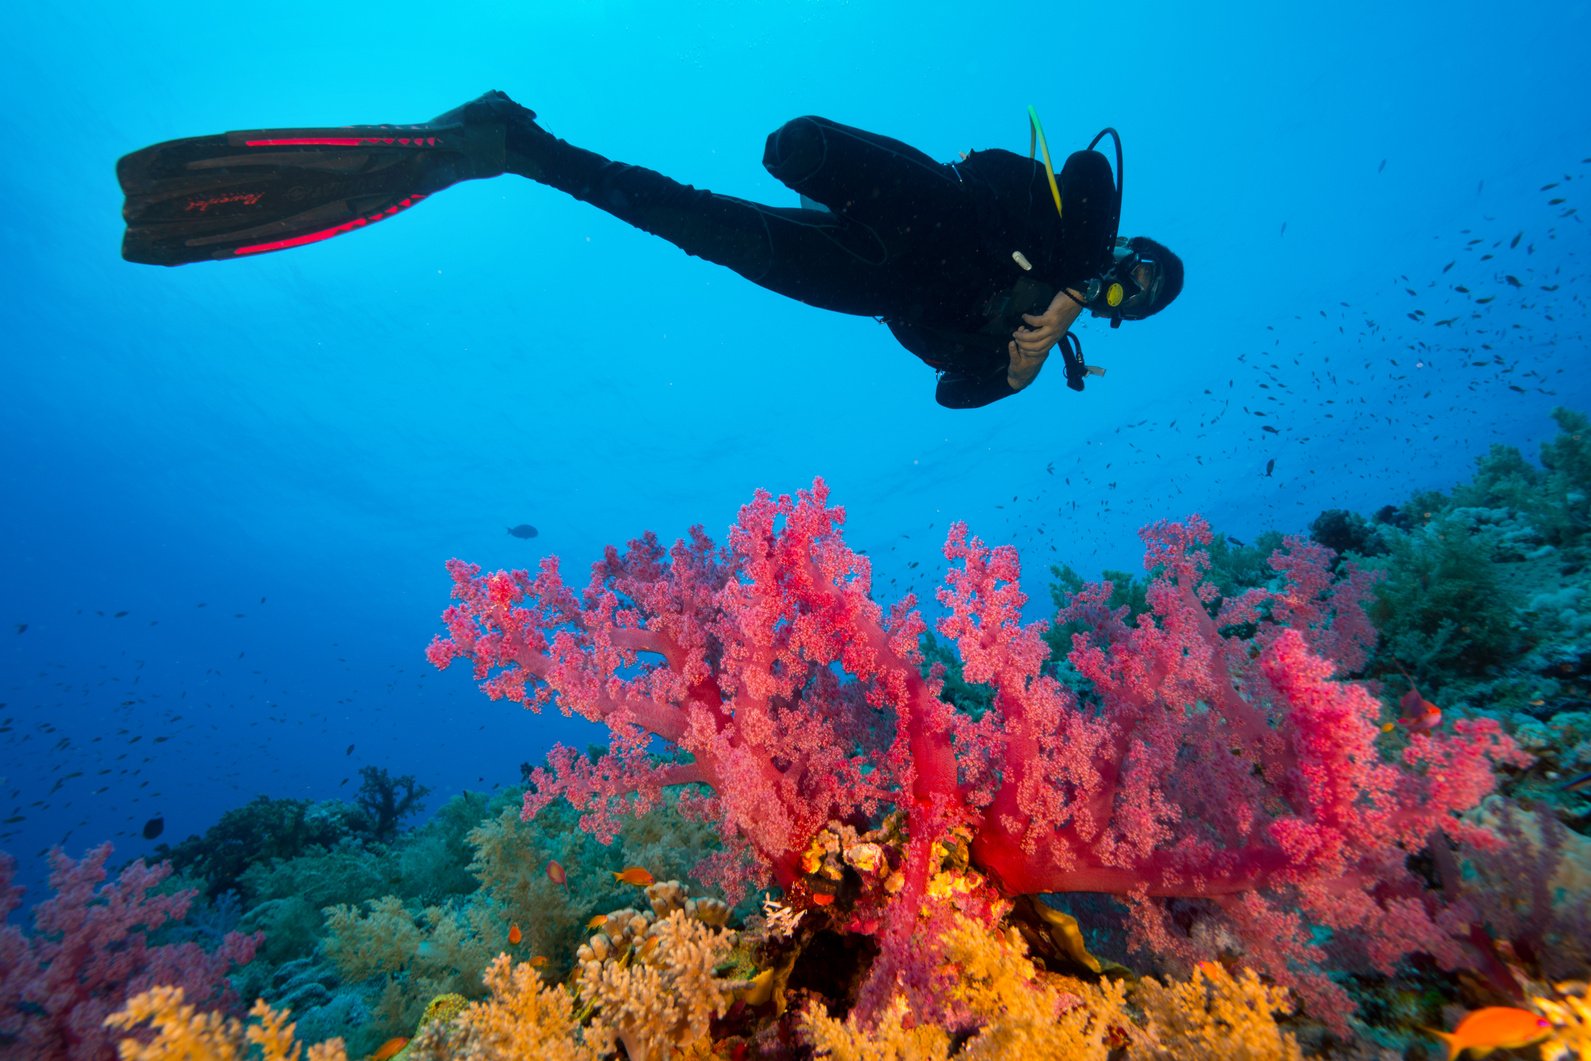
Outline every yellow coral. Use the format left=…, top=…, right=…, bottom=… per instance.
left=802, top=916, right=1301, bottom=1061
left=804, top=995, right=953, bottom=1061
left=1536, top=980, right=1591, bottom=1061
left=577, top=908, right=738, bottom=1061
left=1132, top=963, right=1302, bottom=1061
left=803, top=916, right=1130, bottom=1061
left=404, top=954, right=596, bottom=1061
left=104, top=985, right=348, bottom=1061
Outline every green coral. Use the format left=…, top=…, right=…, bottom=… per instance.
left=1366, top=510, right=1526, bottom=684
left=320, top=892, right=504, bottom=1049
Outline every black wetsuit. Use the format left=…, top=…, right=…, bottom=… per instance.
left=511, top=116, right=1119, bottom=408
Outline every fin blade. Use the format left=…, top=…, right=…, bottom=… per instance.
left=117, top=124, right=493, bottom=266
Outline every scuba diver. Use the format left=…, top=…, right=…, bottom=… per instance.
left=118, top=91, right=1183, bottom=409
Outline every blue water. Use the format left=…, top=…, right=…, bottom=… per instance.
left=2, top=0, right=1588, bottom=901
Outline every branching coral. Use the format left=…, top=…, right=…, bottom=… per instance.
left=403, top=879, right=743, bottom=1061
left=572, top=880, right=739, bottom=1061
left=0, top=844, right=260, bottom=1061
left=319, top=893, right=503, bottom=1036
left=802, top=914, right=1302, bottom=1061
left=404, top=954, right=596, bottom=1061
left=1536, top=980, right=1591, bottom=1061
left=105, top=985, right=348, bottom=1061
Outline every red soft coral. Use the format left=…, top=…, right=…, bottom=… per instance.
left=0, top=844, right=260, bottom=1061
left=429, top=482, right=1523, bottom=1029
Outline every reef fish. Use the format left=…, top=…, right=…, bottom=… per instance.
left=369, top=1037, right=410, bottom=1061
left=506, top=524, right=539, bottom=539
left=1395, top=683, right=1442, bottom=733
left=612, top=866, right=655, bottom=886
left=1423, top=1006, right=1550, bottom=1059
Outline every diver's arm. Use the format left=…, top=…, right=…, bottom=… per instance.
left=936, top=364, right=1018, bottom=408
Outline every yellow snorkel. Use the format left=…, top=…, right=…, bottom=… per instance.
left=1027, top=105, right=1064, bottom=220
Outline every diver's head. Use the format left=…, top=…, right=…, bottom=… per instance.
left=1088, top=236, right=1183, bottom=324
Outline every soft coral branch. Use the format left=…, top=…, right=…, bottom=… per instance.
left=0, top=844, right=259, bottom=1061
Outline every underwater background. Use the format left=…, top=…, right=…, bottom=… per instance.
left=3, top=1, right=1591, bottom=1057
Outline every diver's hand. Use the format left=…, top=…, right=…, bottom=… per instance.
left=1006, top=341, right=1049, bottom=391
left=1012, top=288, right=1085, bottom=354
left=1007, top=288, right=1084, bottom=391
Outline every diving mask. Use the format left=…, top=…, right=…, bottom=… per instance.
left=1080, top=237, right=1163, bottom=327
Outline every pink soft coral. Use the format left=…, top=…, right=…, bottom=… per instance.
left=0, top=844, right=260, bottom=1061
left=428, top=481, right=1523, bottom=1028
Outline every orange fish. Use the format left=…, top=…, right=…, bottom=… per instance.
left=612, top=866, right=654, bottom=886
left=586, top=914, right=609, bottom=930
left=810, top=892, right=835, bottom=907
left=507, top=922, right=522, bottom=946
left=1396, top=683, right=1442, bottom=733
left=1423, top=1006, right=1551, bottom=1060
left=547, top=859, right=567, bottom=885
left=528, top=955, right=549, bottom=968
left=369, top=1037, right=410, bottom=1061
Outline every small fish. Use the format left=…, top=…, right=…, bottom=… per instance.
left=1422, top=1006, right=1550, bottom=1060
left=528, top=955, right=549, bottom=968
left=1264, top=458, right=1275, bottom=477
left=506, top=524, right=539, bottom=539
left=345, top=744, right=355, bottom=756
left=369, top=1037, right=410, bottom=1061
left=142, top=816, right=164, bottom=840
left=14, top=624, right=24, bottom=635
left=612, top=866, right=654, bottom=886
left=1395, top=682, right=1442, bottom=733
left=586, top=914, right=609, bottom=930
left=810, top=892, right=835, bottom=907
left=1377, top=158, right=1387, bottom=173
left=508, top=922, right=522, bottom=946
left=546, top=859, right=566, bottom=886
left=1562, top=771, right=1591, bottom=793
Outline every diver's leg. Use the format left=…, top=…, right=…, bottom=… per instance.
left=761, top=116, right=969, bottom=231
left=500, top=112, right=906, bottom=317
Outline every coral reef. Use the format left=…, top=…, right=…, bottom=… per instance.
left=428, top=480, right=1523, bottom=1029
left=51, top=410, right=1591, bottom=1057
